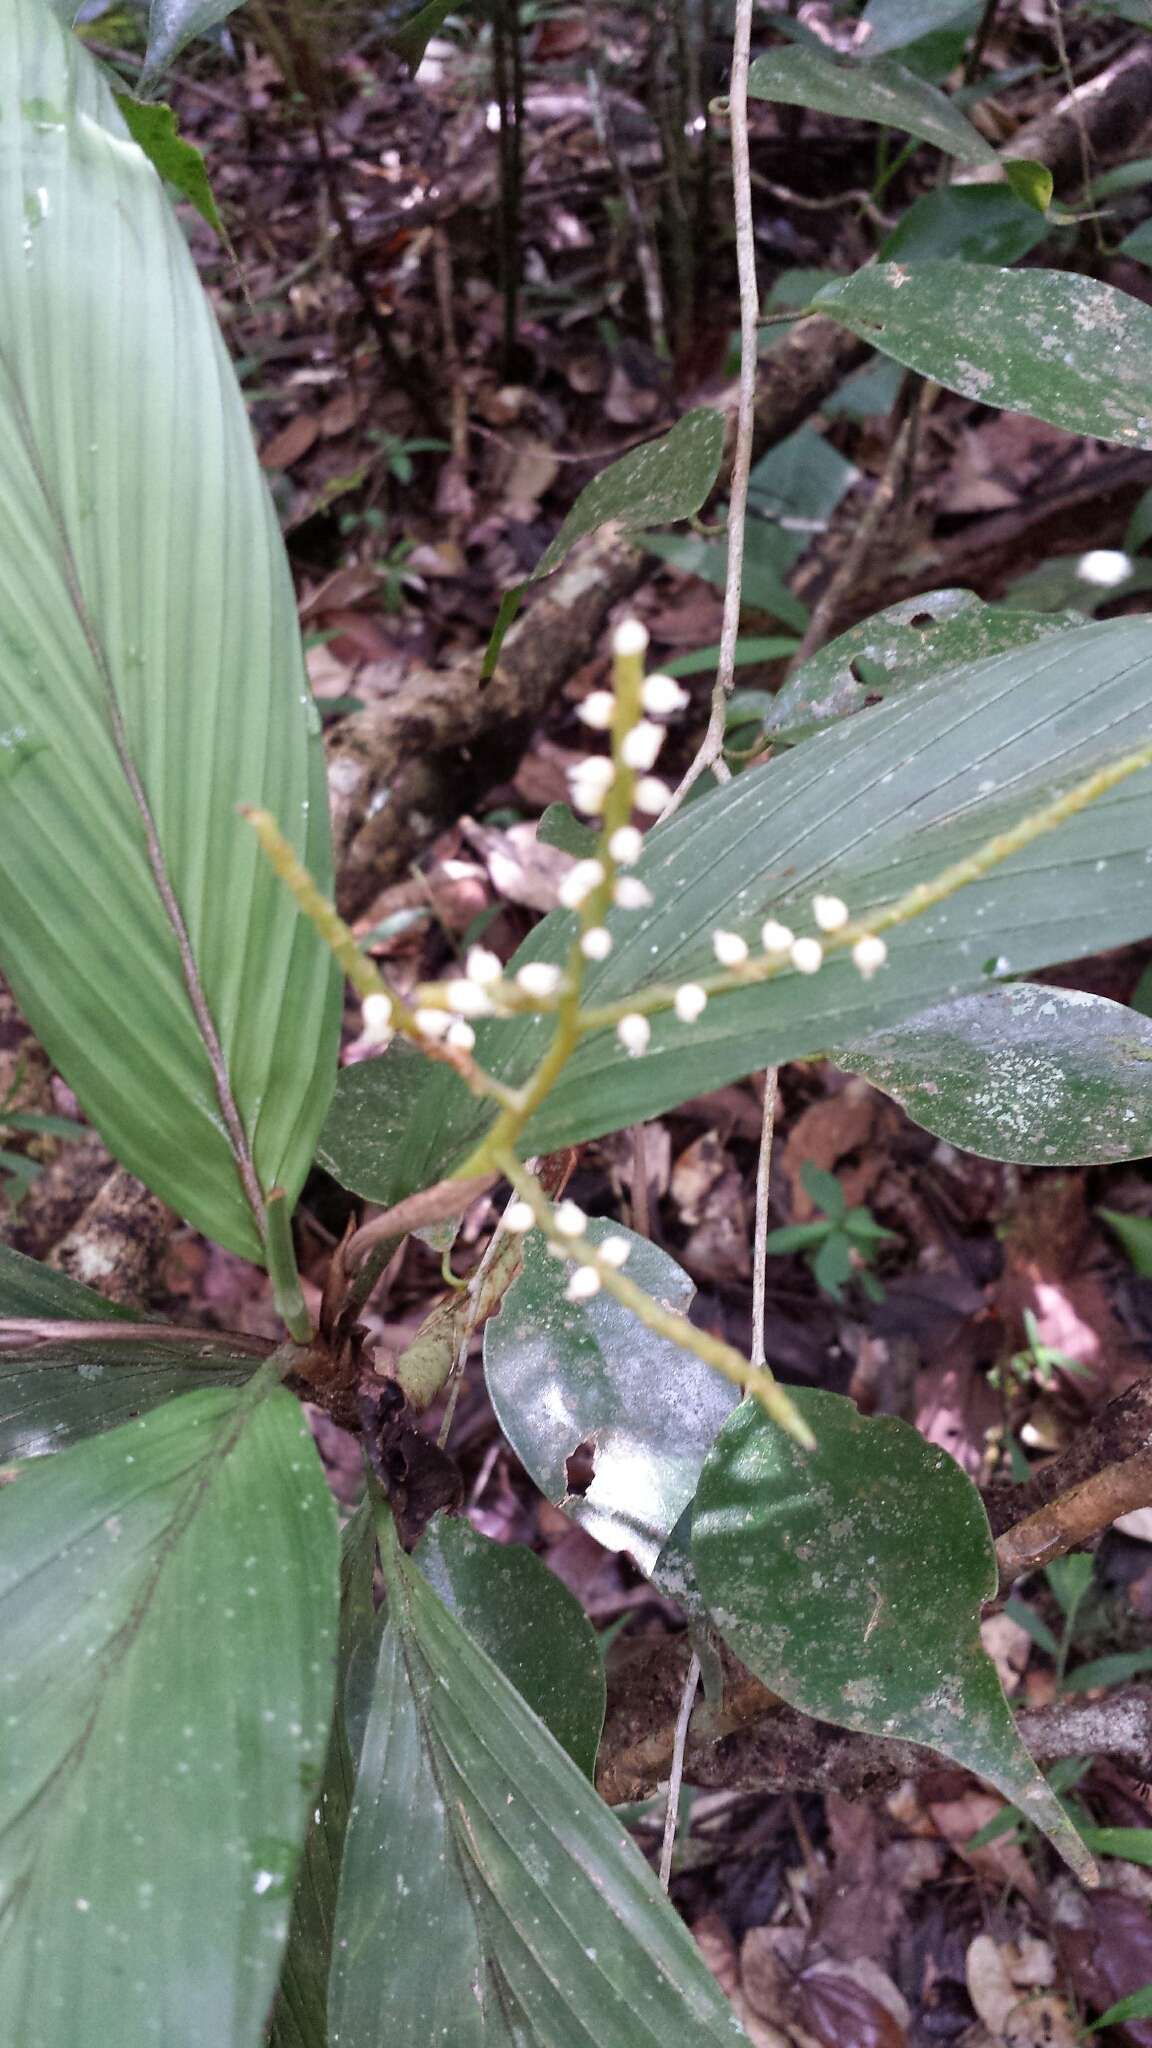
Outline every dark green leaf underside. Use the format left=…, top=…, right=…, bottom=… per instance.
left=416, top=1515, right=606, bottom=1776
left=328, top=1513, right=746, bottom=2046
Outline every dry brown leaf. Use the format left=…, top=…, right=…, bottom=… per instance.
left=928, top=1793, right=1038, bottom=1900
left=979, top=1612, right=1033, bottom=1697
left=260, top=413, right=319, bottom=470
left=781, top=1082, right=882, bottom=1220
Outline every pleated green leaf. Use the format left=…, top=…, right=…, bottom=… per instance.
left=836, top=983, right=1152, bottom=1165
left=747, top=45, right=997, bottom=165
left=0, top=1241, right=137, bottom=1320
left=270, top=1504, right=378, bottom=2048
left=0, top=1, right=340, bottom=1262
left=320, top=616, right=1152, bottom=1209
left=0, top=1382, right=340, bottom=2048
left=692, top=1392, right=1095, bottom=1882
left=813, top=266, right=1152, bottom=449
left=0, top=1327, right=268, bottom=1460
left=327, top=1510, right=746, bottom=2047
left=416, top=1515, right=606, bottom=1776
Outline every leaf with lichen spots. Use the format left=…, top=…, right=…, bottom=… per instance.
left=692, top=1389, right=1096, bottom=1881
left=835, top=983, right=1152, bottom=1165
left=813, top=266, right=1152, bottom=450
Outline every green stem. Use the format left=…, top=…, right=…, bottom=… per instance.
left=265, top=1188, right=312, bottom=1342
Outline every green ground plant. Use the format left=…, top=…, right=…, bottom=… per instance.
left=3, top=0, right=1152, bottom=2041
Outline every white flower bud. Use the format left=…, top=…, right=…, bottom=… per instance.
left=466, top=946, right=503, bottom=987
left=621, top=720, right=664, bottom=771
left=361, top=992, right=394, bottom=1044
left=516, top=962, right=563, bottom=998
left=760, top=919, right=794, bottom=956
left=608, top=825, right=643, bottom=865
left=634, top=776, right=670, bottom=815
left=852, top=933, right=888, bottom=979
left=568, top=755, right=616, bottom=815
left=614, top=876, right=653, bottom=910
left=641, top=672, right=690, bottom=717
left=674, top=982, right=708, bottom=1022
left=444, top=978, right=493, bottom=1017
left=713, top=930, right=749, bottom=968
left=812, top=893, right=849, bottom=933
left=577, top=691, right=616, bottom=731
left=445, top=1018, right=476, bottom=1051
left=555, top=1199, right=588, bottom=1236
left=505, top=1200, right=536, bottom=1233
left=790, top=936, right=823, bottom=975
left=612, top=618, right=650, bottom=659
left=617, top=1012, right=651, bottom=1055
left=414, top=1006, right=452, bottom=1039
left=599, top=1235, right=631, bottom=1267
left=558, top=858, right=606, bottom=910
left=566, top=1265, right=602, bottom=1301
left=581, top=926, right=613, bottom=960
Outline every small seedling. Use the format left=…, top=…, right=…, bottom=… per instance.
left=763, top=1161, right=898, bottom=1302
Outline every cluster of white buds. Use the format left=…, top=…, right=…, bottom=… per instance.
left=566, top=619, right=689, bottom=828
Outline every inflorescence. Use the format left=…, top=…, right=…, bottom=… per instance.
left=357, top=616, right=889, bottom=1066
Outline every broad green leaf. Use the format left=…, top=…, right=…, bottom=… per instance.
left=416, top=1514, right=605, bottom=1775
left=746, top=423, right=859, bottom=536
left=271, top=1504, right=378, bottom=2048
left=537, top=800, right=598, bottom=859
left=1097, top=1207, right=1152, bottom=1277
left=113, top=96, right=224, bottom=234
left=880, top=184, right=1049, bottom=265
left=644, top=527, right=809, bottom=632
left=321, top=615, right=1152, bottom=1210
left=835, top=983, right=1152, bottom=1165
left=1003, top=158, right=1054, bottom=214
left=859, top=0, right=979, bottom=55
left=813, top=266, right=1152, bottom=450
left=1063, top=1647, right=1152, bottom=1692
left=662, top=635, right=799, bottom=679
left=0, top=1241, right=136, bottom=1319
left=327, top=1510, right=747, bottom=2047
left=1078, top=1828, right=1152, bottom=1868
left=747, top=45, right=998, bottom=167
left=1119, top=218, right=1152, bottom=265
left=534, top=409, right=724, bottom=579
left=0, top=1326, right=268, bottom=1460
left=0, top=5, right=340, bottom=1261
left=1090, top=1984, right=1152, bottom=2034
left=1092, top=157, right=1152, bottom=199
left=484, top=1222, right=737, bottom=1574
left=691, top=1391, right=1095, bottom=1880
left=0, top=1382, right=339, bottom=2048
left=737, top=590, right=1068, bottom=740
left=388, top=0, right=461, bottom=68
left=141, top=0, right=245, bottom=84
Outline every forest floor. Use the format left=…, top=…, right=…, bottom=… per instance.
left=7, top=2, right=1152, bottom=2041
